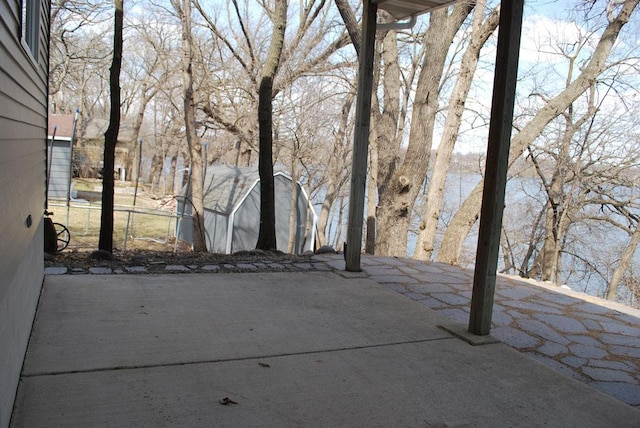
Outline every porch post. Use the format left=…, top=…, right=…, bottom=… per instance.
left=345, top=0, right=377, bottom=272
left=469, top=0, right=524, bottom=335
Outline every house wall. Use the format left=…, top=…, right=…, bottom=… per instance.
left=0, top=0, right=49, bottom=426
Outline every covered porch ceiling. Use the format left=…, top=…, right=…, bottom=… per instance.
left=375, top=0, right=460, bottom=20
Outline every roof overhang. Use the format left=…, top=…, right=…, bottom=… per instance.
left=374, top=0, right=459, bottom=20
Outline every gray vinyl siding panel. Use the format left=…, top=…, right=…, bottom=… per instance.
left=0, top=0, right=49, bottom=423
left=0, top=1, right=19, bottom=35
left=0, top=0, right=49, bottom=292
left=0, top=2, right=49, bottom=106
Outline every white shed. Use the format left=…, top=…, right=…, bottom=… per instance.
left=176, top=165, right=317, bottom=254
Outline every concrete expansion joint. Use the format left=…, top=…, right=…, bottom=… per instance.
left=22, top=337, right=457, bottom=380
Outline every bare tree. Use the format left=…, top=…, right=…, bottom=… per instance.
left=191, top=0, right=351, bottom=250
left=335, top=1, right=474, bottom=257
left=375, top=5, right=473, bottom=256
left=438, top=0, right=639, bottom=264
left=413, top=1, right=500, bottom=260
left=49, top=0, right=111, bottom=112
left=98, top=0, right=124, bottom=253
left=171, top=0, right=207, bottom=251
left=317, top=89, right=355, bottom=246
left=256, top=0, right=288, bottom=250
left=119, top=15, right=178, bottom=181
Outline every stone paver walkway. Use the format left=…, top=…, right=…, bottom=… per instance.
left=45, top=253, right=640, bottom=409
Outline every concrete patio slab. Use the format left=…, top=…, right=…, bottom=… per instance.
left=12, top=272, right=640, bottom=426
left=22, top=272, right=450, bottom=375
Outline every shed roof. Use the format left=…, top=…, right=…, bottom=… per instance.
left=202, top=164, right=260, bottom=215
left=48, top=115, right=137, bottom=141
left=48, top=114, right=74, bottom=139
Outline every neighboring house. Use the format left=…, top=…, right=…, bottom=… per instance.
left=0, top=0, right=50, bottom=427
left=47, top=114, right=75, bottom=200
left=74, top=117, right=133, bottom=180
left=45, top=115, right=134, bottom=181
left=177, top=165, right=317, bottom=255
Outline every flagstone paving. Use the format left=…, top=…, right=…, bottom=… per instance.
left=44, top=252, right=640, bottom=409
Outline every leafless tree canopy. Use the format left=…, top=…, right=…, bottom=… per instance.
left=51, top=0, right=640, bottom=305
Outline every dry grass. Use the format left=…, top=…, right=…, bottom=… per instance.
left=49, top=179, right=180, bottom=252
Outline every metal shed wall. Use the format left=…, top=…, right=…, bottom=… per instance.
left=231, top=174, right=315, bottom=254
left=176, top=166, right=317, bottom=254
left=205, top=211, right=230, bottom=253
left=231, top=181, right=261, bottom=252
left=47, top=138, right=71, bottom=200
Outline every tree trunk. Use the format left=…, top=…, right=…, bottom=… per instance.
left=333, top=193, right=346, bottom=249
left=256, top=0, right=287, bottom=251
left=540, top=199, right=560, bottom=282
left=317, top=174, right=338, bottom=246
left=365, top=132, right=378, bottom=254
left=376, top=6, right=471, bottom=257
left=437, top=183, right=483, bottom=264
left=168, top=150, right=178, bottom=194
left=125, top=83, right=156, bottom=182
left=148, top=151, right=162, bottom=195
left=334, top=0, right=361, bottom=55
left=316, top=89, right=353, bottom=246
left=98, top=0, right=124, bottom=253
left=437, top=0, right=638, bottom=265
left=174, top=0, right=207, bottom=251
left=414, top=2, right=499, bottom=261
left=607, top=223, right=640, bottom=301
left=375, top=24, right=401, bottom=198
left=287, top=159, right=298, bottom=254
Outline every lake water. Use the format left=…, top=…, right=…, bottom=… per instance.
left=320, top=172, right=639, bottom=305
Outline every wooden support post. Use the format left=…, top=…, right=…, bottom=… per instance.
left=469, top=0, right=524, bottom=335
left=345, top=0, right=377, bottom=272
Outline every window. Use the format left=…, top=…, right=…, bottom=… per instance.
left=21, top=0, right=41, bottom=61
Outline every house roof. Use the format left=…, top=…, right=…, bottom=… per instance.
left=48, top=114, right=74, bottom=139
left=47, top=115, right=136, bottom=141
left=202, top=165, right=260, bottom=215
left=80, top=118, right=135, bottom=141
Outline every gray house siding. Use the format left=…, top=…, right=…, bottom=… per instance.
left=0, top=0, right=50, bottom=427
